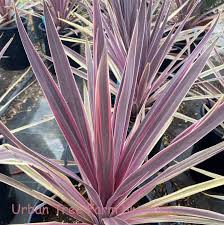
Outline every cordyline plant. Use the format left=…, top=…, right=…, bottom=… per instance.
left=0, top=0, right=15, bottom=25
left=192, top=49, right=224, bottom=102
left=46, top=0, right=78, bottom=29
left=98, top=0, right=208, bottom=115
left=0, top=0, right=34, bottom=26
left=2, top=0, right=224, bottom=224
left=174, top=0, right=222, bottom=28
left=31, top=0, right=78, bottom=30
left=202, top=0, right=224, bottom=11
left=64, top=0, right=219, bottom=117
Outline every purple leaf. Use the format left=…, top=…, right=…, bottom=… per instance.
left=16, top=8, right=98, bottom=190
left=44, top=2, right=97, bottom=188
left=107, top=40, right=219, bottom=207
left=117, top=140, right=224, bottom=212
left=92, top=0, right=114, bottom=205
left=94, top=46, right=114, bottom=205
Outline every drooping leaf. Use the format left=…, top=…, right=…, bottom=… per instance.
left=117, top=140, right=224, bottom=213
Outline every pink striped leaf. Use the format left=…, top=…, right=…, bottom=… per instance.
left=44, top=2, right=96, bottom=188
left=103, top=217, right=130, bottom=225
left=85, top=41, right=94, bottom=117
left=106, top=40, right=219, bottom=207
left=0, top=121, right=103, bottom=210
left=116, top=140, right=224, bottom=212
left=0, top=145, right=95, bottom=220
left=94, top=46, right=114, bottom=205
left=112, top=1, right=146, bottom=173
left=15, top=9, right=98, bottom=189
left=110, top=99, right=224, bottom=208
left=113, top=31, right=216, bottom=190
left=119, top=206, right=224, bottom=224
left=121, top=206, right=224, bottom=222
left=92, top=0, right=115, bottom=205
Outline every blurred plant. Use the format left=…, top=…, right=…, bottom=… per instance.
left=1, top=1, right=224, bottom=225
left=174, top=0, right=223, bottom=28
left=201, top=0, right=224, bottom=12
left=0, top=37, right=34, bottom=117
left=29, top=0, right=80, bottom=35
left=0, top=0, right=34, bottom=26
left=0, top=0, right=15, bottom=25
left=45, top=0, right=78, bottom=30
left=63, top=0, right=219, bottom=117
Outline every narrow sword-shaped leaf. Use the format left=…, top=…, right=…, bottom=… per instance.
left=93, top=0, right=104, bottom=74
left=141, top=178, right=224, bottom=208
left=85, top=40, right=94, bottom=116
left=112, top=5, right=146, bottom=174
left=117, top=140, right=224, bottom=212
left=44, top=2, right=97, bottom=188
left=16, top=9, right=98, bottom=188
left=120, top=206, right=224, bottom=223
left=115, top=8, right=217, bottom=187
left=0, top=172, right=84, bottom=222
left=94, top=46, right=114, bottom=205
left=112, top=99, right=224, bottom=208
left=0, top=145, right=96, bottom=222
left=0, top=121, right=103, bottom=209
left=109, top=0, right=130, bottom=49
left=0, top=37, right=13, bottom=59
left=91, top=0, right=115, bottom=205
left=103, top=217, right=130, bottom=225
left=107, top=41, right=221, bottom=207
